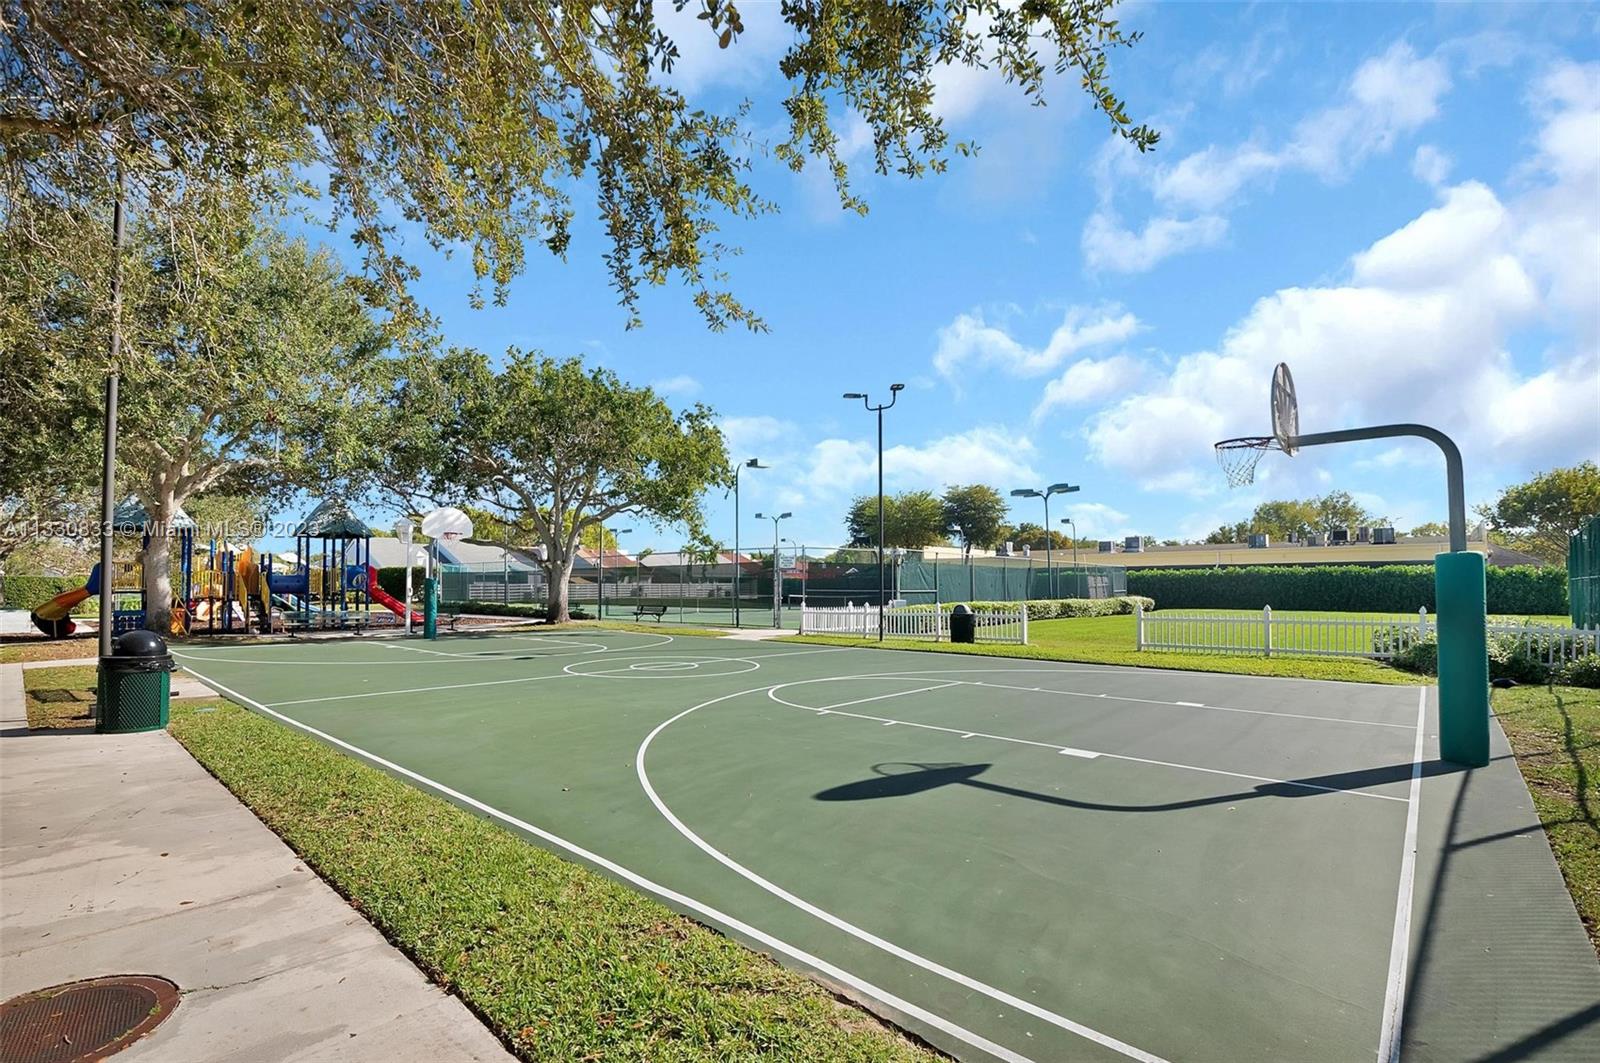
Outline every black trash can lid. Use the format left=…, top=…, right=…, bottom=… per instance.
left=113, top=629, right=169, bottom=657
left=951, top=603, right=974, bottom=614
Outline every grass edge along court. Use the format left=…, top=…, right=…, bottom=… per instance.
left=25, top=627, right=1600, bottom=1056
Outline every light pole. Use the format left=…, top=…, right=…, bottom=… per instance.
left=1059, top=517, right=1079, bottom=597
left=732, top=458, right=767, bottom=627
left=596, top=524, right=632, bottom=621
left=844, top=384, right=905, bottom=640
left=755, top=512, right=792, bottom=628
left=1011, top=482, right=1079, bottom=598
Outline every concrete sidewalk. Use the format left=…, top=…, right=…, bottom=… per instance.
left=0, top=663, right=513, bottom=1061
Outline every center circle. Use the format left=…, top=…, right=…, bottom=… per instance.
left=563, top=655, right=760, bottom=679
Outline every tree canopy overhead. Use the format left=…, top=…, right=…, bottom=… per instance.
left=2, top=0, right=1155, bottom=331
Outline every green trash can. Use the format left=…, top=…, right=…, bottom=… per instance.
left=97, top=629, right=175, bottom=734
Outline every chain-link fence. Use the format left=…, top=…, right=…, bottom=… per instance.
left=440, top=547, right=1127, bottom=629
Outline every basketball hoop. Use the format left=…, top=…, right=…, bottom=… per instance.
left=1214, top=362, right=1300, bottom=488
left=1214, top=435, right=1283, bottom=488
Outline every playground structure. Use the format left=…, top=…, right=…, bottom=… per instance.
left=28, top=496, right=423, bottom=640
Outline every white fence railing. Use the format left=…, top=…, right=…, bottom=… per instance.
left=800, top=602, right=1029, bottom=645
left=1136, top=604, right=1599, bottom=662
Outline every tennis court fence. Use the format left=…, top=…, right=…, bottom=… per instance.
left=439, top=547, right=1126, bottom=627
left=800, top=602, right=1029, bottom=645
left=1136, top=604, right=1599, bottom=662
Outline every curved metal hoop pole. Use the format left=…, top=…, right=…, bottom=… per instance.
left=1291, top=423, right=1466, bottom=552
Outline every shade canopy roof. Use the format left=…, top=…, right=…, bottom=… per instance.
left=294, top=498, right=370, bottom=540
left=111, top=496, right=197, bottom=533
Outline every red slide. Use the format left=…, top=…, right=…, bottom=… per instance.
left=367, top=565, right=425, bottom=625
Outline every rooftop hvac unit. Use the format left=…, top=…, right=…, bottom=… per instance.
left=1098, top=540, right=1116, bottom=553
left=1306, top=533, right=1326, bottom=546
left=997, top=541, right=1013, bottom=556
left=1021, top=544, right=1031, bottom=558
left=1248, top=533, right=1271, bottom=548
left=1330, top=528, right=1350, bottom=544
left=1124, top=536, right=1144, bottom=552
left=1357, top=526, right=1372, bottom=543
left=1373, top=527, right=1396, bottom=544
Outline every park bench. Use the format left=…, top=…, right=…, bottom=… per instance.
left=633, top=603, right=668, bottom=622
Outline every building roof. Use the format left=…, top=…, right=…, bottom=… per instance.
left=434, top=538, right=540, bottom=571
left=367, top=538, right=430, bottom=568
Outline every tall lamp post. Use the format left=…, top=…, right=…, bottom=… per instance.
left=844, top=384, right=905, bottom=641
left=732, top=458, right=767, bottom=627
left=755, top=512, right=792, bottom=628
left=1059, top=517, right=1080, bottom=597
left=1010, top=482, right=1079, bottom=598
left=596, top=525, right=632, bottom=620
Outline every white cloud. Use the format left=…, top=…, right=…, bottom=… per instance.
left=652, top=374, right=702, bottom=397
left=719, top=415, right=796, bottom=460
left=1081, top=209, right=1229, bottom=273
left=1411, top=145, right=1454, bottom=186
left=652, top=3, right=792, bottom=94
left=793, top=427, right=1041, bottom=502
left=1287, top=42, right=1451, bottom=179
left=933, top=305, right=1142, bottom=379
left=1033, top=355, right=1147, bottom=421
left=1092, top=41, right=1453, bottom=273
left=1057, top=502, right=1134, bottom=540
left=1083, top=70, right=1599, bottom=490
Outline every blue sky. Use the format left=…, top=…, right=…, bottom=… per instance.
left=304, top=2, right=1600, bottom=555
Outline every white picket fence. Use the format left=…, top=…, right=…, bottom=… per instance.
left=800, top=602, right=1028, bottom=645
left=1135, top=604, right=1600, bottom=662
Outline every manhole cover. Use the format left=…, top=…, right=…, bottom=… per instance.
left=0, top=976, right=179, bottom=1063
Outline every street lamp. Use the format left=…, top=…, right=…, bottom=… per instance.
left=1011, top=482, right=1079, bottom=598
left=755, top=512, right=792, bottom=628
left=732, top=458, right=767, bottom=626
left=597, top=525, right=632, bottom=620
left=1059, top=517, right=1079, bottom=596
left=844, top=384, right=905, bottom=640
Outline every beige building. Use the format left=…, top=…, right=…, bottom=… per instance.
left=925, top=533, right=1546, bottom=569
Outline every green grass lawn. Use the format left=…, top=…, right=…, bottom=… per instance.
left=783, top=613, right=1419, bottom=684
left=1492, top=683, right=1600, bottom=949
left=2, top=637, right=104, bottom=664
left=22, top=663, right=99, bottom=728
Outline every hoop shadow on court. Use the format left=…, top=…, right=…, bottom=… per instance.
left=815, top=759, right=1466, bottom=813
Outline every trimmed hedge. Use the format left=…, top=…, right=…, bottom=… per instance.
left=374, top=565, right=427, bottom=601
left=1126, top=564, right=1566, bottom=615
left=898, top=596, right=1154, bottom=621
left=1390, top=630, right=1600, bottom=688
left=443, top=599, right=593, bottom=621
left=2, top=575, right=91, bottom=613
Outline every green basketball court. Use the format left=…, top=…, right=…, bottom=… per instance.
left=173, top=629, right=1600, bottom=1062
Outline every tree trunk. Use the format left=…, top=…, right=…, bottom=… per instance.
left=141, top=516, right=174, bottom=636
left=543, top=550, right=580, bottom=623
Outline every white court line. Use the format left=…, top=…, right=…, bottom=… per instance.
left=637, top=689, right=1170, bottom=1063
left=177, top=665, right=1038, bottom=1063
left=964, top=679, right=1414, bottom=730
left=768, top=689, right=1101, bottom=761
left=767, top=677, right=1409, bottom=804
left=815, top=683, right=962, bottom=712
left=266, top=672, right=572, bottom=707
left=1378, top=687, right=1428, bottom=1062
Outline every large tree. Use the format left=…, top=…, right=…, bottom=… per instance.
left=845, top=490, right=948, bottom=548
left=1480, top=462, right=1600, bottom=564
left=941, top=483, right=1007, bottom=549
left=2, top=0, right=1155, bottom=332
left=387, top=350, right=730, bottom=622
left=1, top=193, right=390, bottom=632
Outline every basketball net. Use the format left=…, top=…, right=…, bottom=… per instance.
left=1214, top=436, right=1282, bottom=488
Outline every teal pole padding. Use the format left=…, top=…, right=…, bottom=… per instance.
left=1436, top=550, right=1490, bottom=767
left=423, top=576, right=438, bottom=640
